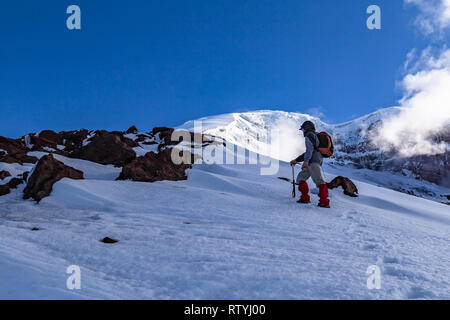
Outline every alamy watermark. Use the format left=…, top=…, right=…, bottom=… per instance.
left=66, top=5, right=379, bottom=31
left=66, top=265, right=81, bottom=290
left=67, top=5, right=81, bottom=30
left=170, top=121, right=280, bottom=176
left=367, top=5, right=381, bottom=30
left=366, top=265, right=381, bottom=290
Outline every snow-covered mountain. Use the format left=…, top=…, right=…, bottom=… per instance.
left=179, top=108, right=450, bottom=204
left=0, top=110, right=449, bottom=299
left=1, top=144, right=449, bottom=299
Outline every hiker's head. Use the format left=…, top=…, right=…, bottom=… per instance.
left=300, top=121, right=315, bottom=134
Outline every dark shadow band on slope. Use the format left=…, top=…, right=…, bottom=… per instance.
left=356, top=194, right=450, bottom=226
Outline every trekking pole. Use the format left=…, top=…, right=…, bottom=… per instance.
left=291, top=164, right=296, bottom=198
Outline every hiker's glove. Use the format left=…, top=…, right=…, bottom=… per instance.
left=290, top=160, right=298, bottom=166
left=302, top=162, right=309, bottom=171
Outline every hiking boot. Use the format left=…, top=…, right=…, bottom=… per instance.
left=318, top=203, right=330, bottom=208
left=297, top=198, right=310, bottom=204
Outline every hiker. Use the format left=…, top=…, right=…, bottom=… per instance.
left=290, top=121, right=331, bottom=208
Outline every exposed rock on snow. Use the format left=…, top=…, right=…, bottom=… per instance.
left=0, top=170, right=11, bottom=180
left=125, top=125, right=138, bottom=134
left=101, top=237, right=118, bottom=244
left=0, top=185, right=10, bottom=196
left=59, top=129, right=90, bottom=152
left=117, top=148, right=192, bottom=182
left=0, top=136, right=38, bottom=164
left=1, top=126, right=212, bottom=200
left=0, top=172, right=33, bottom=197
left=69, top=131, right=138, bottom=167
left=152, top=127, right=177, bottom=151
left=23, top=154, right=84, bottom=202
left=327, top=176, right=359, bottom=197
left=6, top=177, right=24, bottom=189
left=20, top=171, right=29, bottom=182
left=30, top=130, right=62, bottom=151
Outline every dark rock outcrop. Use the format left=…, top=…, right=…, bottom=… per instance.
left=0, top=173, right=27, bottom=197
left=152, top=127, right=214, bottom=150
left=20, top=171, right=29, bottom=182
left=1, top=126, right=222, bottom=201
left=37, top=130, right=64, bottom=145
left=69, top=131, right=137, bottom=167
left=0, top=136, right=38, bottom=164
left=7, top=178, right=24, bottom=189
left=126, top=126, right=138, bottom=134
left=101, top=237, right=118, bottom=244
left=29, top=131, right=60, bottom=151
left=58, top=129, right=90, bottom=153
left=117, top=148, right=192, bottom=182
left=0, top=185, right=10, bottom=196
left=23, top=154, right=84, bottom=202
left=327, top=176, right=358, bottom=197
left=0, top=170, right=11, bottom=180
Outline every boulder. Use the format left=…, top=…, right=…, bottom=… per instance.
left=126, top=126, right=138, bottom=134
left=327, top=176, right=358, bottom=197
left=19, top=171, right=30, bottom=182
left=152, top=127, right=176, bottom=150
left=0, top=136, right=38, bottom=164
left=0, top=185, right=10, bottom=196
left=0, top=170, right=11, bottom=180
left=69, top=131, right=137, bottom=167
left=152, top=127, right=214, bottom=152
left=60, top=129, right=90, bottom=152
left=23, top=154, right=84, bottom=202
left=7, top=178, right=24, bottom=189
left=38, top=130, right=64, bottom=145
left=101, top=237, right=118, bottom=244
left=117, top=148, right=192, bottom=182
left=29, top=131, right=59, bottom=151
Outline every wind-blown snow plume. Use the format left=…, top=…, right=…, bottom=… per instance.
left=267, top=118, right=305, bottom=162
left=373, top=48, right=450, bottom=157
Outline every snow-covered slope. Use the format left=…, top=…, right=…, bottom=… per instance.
left=1, top=150, right=449, bottom=299
left=179, top=108, right=450, bottom=203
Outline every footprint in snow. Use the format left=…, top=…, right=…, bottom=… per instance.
left=383, top=256, right=399, bottom=264
left=384, top=266, right=428, bottom=281
left=362, top=243, right=379, bottom=250
left=341, top=210, right=359, bottom=220
left=358, top=223, right=368, bottom=228
left=406, top=286, right=435, bottom=299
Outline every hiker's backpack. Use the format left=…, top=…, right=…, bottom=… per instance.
left=316, top=132, right=334, bottom=158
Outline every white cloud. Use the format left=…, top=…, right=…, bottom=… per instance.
left=371, top=3, right=450, bottom=156
left=405, top=0, right=450, bottom=35
left=373, top=48, right=450, bottom=157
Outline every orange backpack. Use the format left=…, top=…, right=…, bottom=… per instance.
left=316, top=132, right=334, bottom=158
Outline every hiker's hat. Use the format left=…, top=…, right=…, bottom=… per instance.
left=300, top=121, right=315, bottom=132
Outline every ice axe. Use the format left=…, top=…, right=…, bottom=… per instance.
left=291, top=164, right=296, bottom=198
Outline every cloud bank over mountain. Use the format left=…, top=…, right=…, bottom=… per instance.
left=373, top=48, right=450, bottom=156
left=372, top=1, right=450, bottom=157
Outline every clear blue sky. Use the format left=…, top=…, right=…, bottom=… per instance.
left=0, top=0, right=432, bottom=137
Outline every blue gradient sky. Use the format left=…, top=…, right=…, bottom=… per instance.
left=0, top=1, right=433, bottom=137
